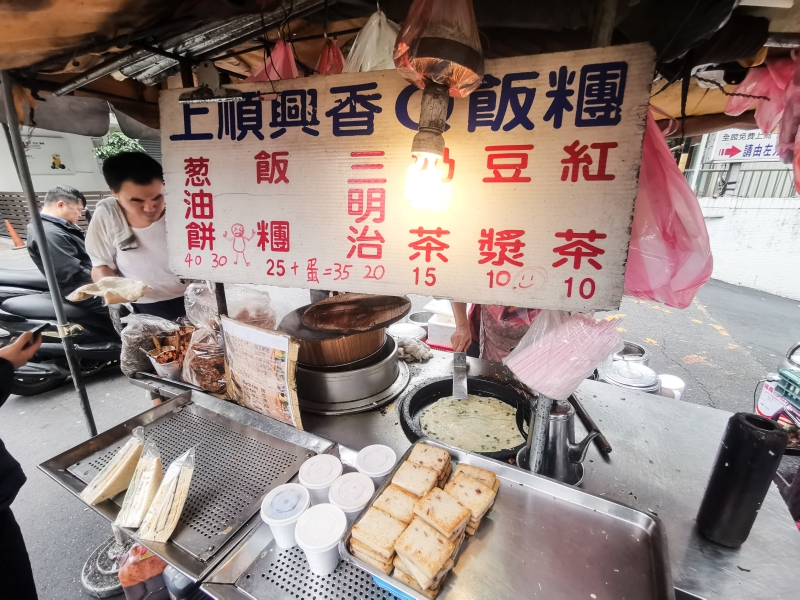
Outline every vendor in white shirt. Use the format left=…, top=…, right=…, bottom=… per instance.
left=86, top=152, right=188, bottom=321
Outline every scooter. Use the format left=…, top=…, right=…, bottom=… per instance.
left=0, top=267, right=121, bottom=395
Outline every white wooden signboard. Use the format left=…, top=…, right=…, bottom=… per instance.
left=161, top=44, right=654, bottom=311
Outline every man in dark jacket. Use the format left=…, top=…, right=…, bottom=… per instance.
left=26, top=185, right=107, bottom=316
left=0, top=330, right=43, bottom=598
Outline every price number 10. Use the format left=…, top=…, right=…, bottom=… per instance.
left=565, top=277, right=595, bottom=299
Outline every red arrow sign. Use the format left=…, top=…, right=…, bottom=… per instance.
left=722, top=145, right=742, bottom=157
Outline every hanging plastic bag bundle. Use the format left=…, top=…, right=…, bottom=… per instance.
left=344, top=10, right=400, bottom=73
left=116, top=438, right=164, bottom=529
left=80, top=427, right=145, bottom=505
left=504, top=310, right=623, bottom=401
left=245, top=39, right=299, bottom=82
left=393, top=0, right=484, bottom=98
left=139, top=448, right=195, bottom=544
left=316, top=37, right=345, bottom=75
left=624, top=111, right=713, bottom=308
left=725, top=57, right=794, bottom=136
left=226, top=284, right=277, bottom=331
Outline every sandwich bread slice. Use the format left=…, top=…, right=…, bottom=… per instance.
left=350, top=507, right=407, bottom=559
left=373, top=484, right=419, bottom=524
left=394, top=517, right=456, bottom=589
left=392, top=462, right=438, bottom=497
left=408, top=443, right=451, bottom=478
left=444, top=472, right=496, bottom=521
left=80, top=428, right=145, bottom=505
left=413, top=488, right=471, bottom=539
left=452, top=463, right=497, bottom=489
left=352, top=548, right=393, bottom=574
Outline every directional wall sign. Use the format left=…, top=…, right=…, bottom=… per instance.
left=711, top=128, right=779, bottom=162
left=160, top=44, right=654, bottom=311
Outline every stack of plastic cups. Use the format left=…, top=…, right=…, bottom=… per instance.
left=299, top=454, right=343, bottom=505
left=355, top=444, right=397, bottom=487
left=328, top=472, right=375, bottom=527
left=260, top=483, right=310, bottom=548
left=295, top=504, right=347, bottom=576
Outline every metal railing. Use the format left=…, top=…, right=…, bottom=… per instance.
left=685, top=167, right=797, bottom=198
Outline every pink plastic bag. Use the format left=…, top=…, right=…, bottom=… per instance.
left=504, top=310, right=623, bottom=401
left=245, top=40, right=299, bottom=82
left=316, top=38, right=345, bottom=75
left=778, top=56, right=800, bottom=163
left=624, top=111, right=713, bottom=309
left=725, top=57, right=793, bottom=135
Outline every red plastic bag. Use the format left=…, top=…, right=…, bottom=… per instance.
left=316, top=37, right=345, bottom=75
left=393, top=0, right=483, bottom=98
left=725, top=57, right=793, bottom=135
left=245, top=40, right=299, bottom=82
left=624, top=111, right=713, bottom=308
left=119, top=544, right=168, bottom=600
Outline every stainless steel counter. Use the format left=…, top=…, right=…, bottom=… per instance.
left=135, top=352, right=800, bottom=599
left=303, top=352, right=800, bottom=600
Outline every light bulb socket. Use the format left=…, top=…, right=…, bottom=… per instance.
left=411, top=82, right=449, bottom=157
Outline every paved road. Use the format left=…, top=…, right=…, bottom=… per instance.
left=0, top=235, right=797, bottom=597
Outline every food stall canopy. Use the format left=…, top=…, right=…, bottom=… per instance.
left=3, top=0, right=800, bottom=136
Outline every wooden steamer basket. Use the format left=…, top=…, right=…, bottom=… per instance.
left=279, top=294, right=411, bottom=367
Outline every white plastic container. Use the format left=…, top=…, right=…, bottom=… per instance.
left=299, top=454, right=343, bottom=506
left=355, top=444, right=397, bottom=486
left=427, top=313, right=456, bottom=349
left=328, top=472, right=375, bottom=526
left=260, top=483, right=310, bottom=549
left=294, top=503, right=347, bottom=576
left=659, top=374, right=686, bottom=402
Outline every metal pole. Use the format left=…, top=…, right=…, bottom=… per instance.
left=689, top=133, right=709, bottom=193
left=1, top=71, right=97, bottom=436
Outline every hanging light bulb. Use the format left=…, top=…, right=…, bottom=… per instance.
left=404, top=82, right=452, bottom=211
left=405, top=151, right=452, bottom=212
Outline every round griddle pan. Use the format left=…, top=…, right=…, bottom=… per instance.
left=398, top=376, right=533, bottom=461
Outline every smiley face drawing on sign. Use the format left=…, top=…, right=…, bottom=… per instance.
left=514, top=267, right=547, bottom=293
left=223, top=223, right=255, bottom=266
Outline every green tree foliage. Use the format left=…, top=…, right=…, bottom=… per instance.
left=92, top=131, right=144, bottom=160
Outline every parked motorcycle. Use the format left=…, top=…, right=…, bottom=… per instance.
left=0, top=268, right=121, bottom=395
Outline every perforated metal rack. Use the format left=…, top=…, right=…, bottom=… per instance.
left=40, top=391, right=334, bottom=581
left=237, top=545, right=399, bottom=600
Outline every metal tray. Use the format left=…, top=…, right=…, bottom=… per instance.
left=39, top=391, right=322, bottom=581
left=341, top=439, right=675, bottom=600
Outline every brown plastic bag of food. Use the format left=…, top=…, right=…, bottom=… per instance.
left=181, top=328, right=226, bottom=394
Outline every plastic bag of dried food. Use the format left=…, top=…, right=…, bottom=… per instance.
left=120, top=315, right=181, bottom=377
left=182, top=328, right=226, bottom=394
left=344, top=10, right=400, bottom=73
left=226, top=284, right=277, bottom=331
left=393, top=0, right=483, bottom=98
left=184, top=282, right=220, bottom=331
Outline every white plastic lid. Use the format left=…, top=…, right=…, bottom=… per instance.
left=299, top=454, right=343, bottom=490
left=294, top=503, right=347, bottom=553
left=261, top=483, right=310, bottom=526
left=356, top=444, right=397, bottom=478
left=328, top=473, right=375, bottom=512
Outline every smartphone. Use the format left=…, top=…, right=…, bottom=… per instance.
left=23, top=323, right=49, bottom=348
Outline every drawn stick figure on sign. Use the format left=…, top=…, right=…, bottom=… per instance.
left=224, top=223, right=255, bottom=266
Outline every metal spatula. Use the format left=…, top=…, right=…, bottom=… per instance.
left=453, top=352, right=468, bottom=400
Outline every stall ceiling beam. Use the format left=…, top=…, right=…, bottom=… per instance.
left=52, top=0, right=328, bottom=94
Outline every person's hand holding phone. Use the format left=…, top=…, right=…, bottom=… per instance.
left=0, top=331, right=42, bottom=368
